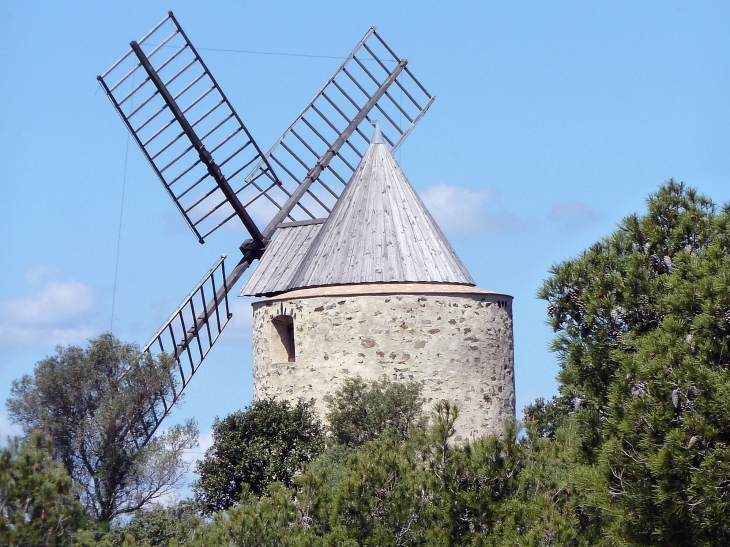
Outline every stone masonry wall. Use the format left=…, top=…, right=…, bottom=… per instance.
left=250, top=285, right=515, bottom=441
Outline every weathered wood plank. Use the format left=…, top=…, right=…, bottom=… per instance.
left=243, top=135, right=474, bottom=297
left=239, top=223, right=323, bottom=296
left=287, top=139, right=474, bottom=289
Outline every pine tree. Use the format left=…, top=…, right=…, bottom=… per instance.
left=538, top=181, right=730, bottom=544
left=0, top=433, right=82, bottom=547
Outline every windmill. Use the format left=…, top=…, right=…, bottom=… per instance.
left=97, top=11, right=435, bottom=447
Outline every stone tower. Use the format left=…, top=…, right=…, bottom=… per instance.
left=240, top=126, right=514, bottom=440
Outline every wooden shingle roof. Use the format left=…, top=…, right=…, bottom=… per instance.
left=240, top=129, right=474, bottom=297
left=239, top=221, right=324, bottom=296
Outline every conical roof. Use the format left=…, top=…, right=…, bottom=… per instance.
left=286, top=130, right=474, bottom=289
left=240, top=127, right=474, bottom=297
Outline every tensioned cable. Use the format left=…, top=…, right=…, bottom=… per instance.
left=196, top=46, right=347, bottom=60
left=93, top=44, right=395, bottom=95
left=109, top=135, right=129, bottom=334
left=110, top=74, right=134, bottom=334
left=197, top=46, right=396, bottom=63
left=146, top=44, right=396, bottom=62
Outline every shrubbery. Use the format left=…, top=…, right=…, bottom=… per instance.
left=194, top=399, right=325, bottom=512
left=0, top=433, right=82, bottom=547
left=6, top=181, right=730, bottom=545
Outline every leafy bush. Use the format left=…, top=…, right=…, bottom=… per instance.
left=324, top=376, right=424, bottom=447
left=194, top=399, right=324, bottom=512
left=100, top=500, right=201, bottom=547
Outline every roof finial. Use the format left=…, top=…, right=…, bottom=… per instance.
left=370, top=120, right=385, bottom=145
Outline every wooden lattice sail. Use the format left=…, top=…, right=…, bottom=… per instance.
left=97, top=11, right=436, bottom=445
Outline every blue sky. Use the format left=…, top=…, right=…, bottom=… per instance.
left=2, top=0, right=729, bottom=477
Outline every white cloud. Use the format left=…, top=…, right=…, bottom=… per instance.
left=0, top=277, right=99, bottom=349
left=24, top=264, right=57, bottom=284
left=548, top=201, right=601, bottom=229
left=420, top=183, right=516, bottom=237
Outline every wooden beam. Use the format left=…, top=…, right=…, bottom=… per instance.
left=261, top=59, right=408, bottom=239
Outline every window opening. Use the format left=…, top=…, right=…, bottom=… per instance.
left=271, top=315, right=296, bottom=363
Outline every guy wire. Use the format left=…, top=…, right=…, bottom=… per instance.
left=110, top=74, right=134, bottom=335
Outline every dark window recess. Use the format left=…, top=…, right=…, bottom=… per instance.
left=272, top=315, right=296, bottom=363
left=286, top=322, right=296, bottom=362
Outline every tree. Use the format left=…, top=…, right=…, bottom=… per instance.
left=183, top=484, right=299, bottom=547
left=538, top=181, right=730, bottom=544
left=324, top=376, right=424, bottom=447
left=100, top=500, right=202, bottom=547
left=6, top=333, right=198, bottom=522
left=0, top=433, right=82, bottom=547
left=174, top=389, right=606, bottom=545
left=194, top=399, right=324, bottom=512
left=522, top=395, right=572, bottom=439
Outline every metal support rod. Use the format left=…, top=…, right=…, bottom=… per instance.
left=129, top=40, right=265, bottom=247
left=261, top=58, right=408, bottom=238
left=390, top=94, right=436, bottom=152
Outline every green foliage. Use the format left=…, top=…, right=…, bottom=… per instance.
left=324, top=376, right=424, bottom=447
left=522, top=395, right=572, bottom=439
left=171, top=181, right=730, bottom=545
left=0, top=433, right=82, bottom=547
left=176, top=402, right=538, bottom=546
left=185, top=484, right=299, bottom=547
left=538, top=181, right=730, bottom=544
left=194, top=399, right=324, bottom=512
left=100, top=500, right=202, bottom=547
left=6, top=333, right=198, bottom=522
left=539, top=181, right=716, bottom=410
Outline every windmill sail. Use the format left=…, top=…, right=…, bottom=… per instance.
left=243, top=26, right=436, bottom=239
left=97, top=12, right=274, bottom=244
left=127, top=245, right=260, bottom=447
left=132, top=255, right=235, bottom=443
left=97, top=14, right=436, bottom=447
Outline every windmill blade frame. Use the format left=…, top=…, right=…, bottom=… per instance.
left=96, top=15, right=437, bottom=447
left=97, top=11, right=274, bottom=244
left=127, top=244, right=260, bottom=447
left=243, top=26, right=436, bottom=239
left=132, top=252, right=237, bottom=444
